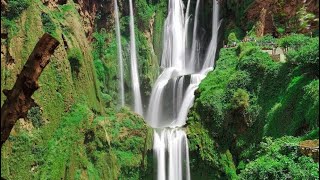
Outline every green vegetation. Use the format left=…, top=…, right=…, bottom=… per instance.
left=92, top=29, right=120, bottom=105
left=239, top=137, right=319, bottom=179
left=27, top=106, right=44, bottom=128
left=41, top=12, right=58, bottom=38
left=67, top=48, right=84, bottom=76
left=152, top=0, right=167, bottom=59
left=225, top=0, right=255, bottom=27
left=1, top=0, right=31, bottom=38
left=188, top=34, right=319, bottom=178
left=3, top=0, right=31, bottom=20
left=136, top=0, right=155, bottom=29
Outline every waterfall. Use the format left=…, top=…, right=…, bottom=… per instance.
left=202, top=0, right=221, bottom=70
left=154, top=128, right=190, bottom=180
left=114, top=0, right=125, bottom=107
left=188, top=0, right=201, bottom=73
left=146, top=0, right=220, bottom=179
left=129, top=0, right=143, bottom=115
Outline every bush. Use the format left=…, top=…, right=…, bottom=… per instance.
left=276, top=27, right=285, bottom=36
left=136, top=0, right=154, bottom=30
left=94, top=59, right=106, bottom=82
left=239, top=137, right=319, bottom=180
left=4, top=0, right=30, bottom=19
left=228, top=32, right=239, bottom=45
left=256, top=34, right=275, bottom=49
left=286, top=37, right=319, bottom=76
left=67, top=48, right=83, bottom=76
left=27, top=106, right=43, bottom=128
left=41, top=13, right=57, bottom=37
left=230, top=89, right=249, bottom=111
left=277, top=34, right=311, bottom=50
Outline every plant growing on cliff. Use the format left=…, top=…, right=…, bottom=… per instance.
left=286, top=37, right=319, bottom=76
left=136, top=0, right=155, bottom=29
left=67, top=48, right=83, bottom=76
left=297, top=5, right=318, bottom=32
left=2, top=0, right=30, bottom=19
left=228, top=32, right=240, bottom=45
left=239, top=137, right=319, bottom=180
left=41, top=13, right=58, bottom=38
left=27, top=106, right=44, bottom=128
left=230, top=88, right=249, bottom=111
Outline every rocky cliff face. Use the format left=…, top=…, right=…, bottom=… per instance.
left=40, top=0, right=115, bottom=40
left=247, top=0, right=319, bottom=35
left=223, top=0, right=319, bottom=37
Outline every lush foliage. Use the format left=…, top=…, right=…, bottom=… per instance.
left=67, top=48, right=83, bottom=76
left=286, top=37, right=319, bottom=76
left=27, top=106, right=44, bottom=128
left=41, top=12, right=57, bottom=38
left=277, top=34, right=311, bottom=50
left=3, top=0, right=31, bottom=19
left=239, top=137, right=319, bottom=179
left=188, top=34, right=319, bottom=178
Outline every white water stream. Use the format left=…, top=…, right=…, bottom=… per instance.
left=129, top=0, right=143, bottom=115
left=114, top=0, right=125, bottom=107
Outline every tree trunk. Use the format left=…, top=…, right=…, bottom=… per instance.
left=1, top=33, right=59, bottom=147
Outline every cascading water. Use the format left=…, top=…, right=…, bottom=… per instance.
left=202, top=0, right=221, bottom=70
left=146, top=0, right=221, bottom=179
left=129, top=0, right=143, bottom=115
left=114, top=0, right=125, bottom=107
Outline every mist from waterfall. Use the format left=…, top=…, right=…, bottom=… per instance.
left=129, top=0, right=143, bottom=115
left=114, top=0, right=125, bottom=107
left=146, top=0, right=221, bottom=179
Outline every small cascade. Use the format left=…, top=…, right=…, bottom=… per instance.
left=202, top=0, right=221, bottom=70
left=146, top=0, right=221, bottom=179
left=114, top=0, right=125, bottom=107
left=154, top=128, right=191, bottom=180
left=129, top=0, right=143, bottom=115
left=188, top=0, right=201, bottom=73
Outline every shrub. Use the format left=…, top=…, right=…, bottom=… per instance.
left=27, top=106, right=43, bottom=128
left=276, top=27, right=285, bottom=36
left=4, top=0, right=30, bottom=20
left=256, top=34, right=275, bottom=49
left=230, top=88, right=249, bottom=111
left=41, top=13, right=57, bottom=37
left=286, top=37, right=319, bottom=76
left=94, top=59, right=106, bottom=82
left=239, top=137, right=319, bottom=180
left=67, top=48, right=83, bottom=76
left=228, top=32, right=239, bottom=45
left=136, top=0, right=154, bottom=30
left=277, top=34, right=311, bottom=50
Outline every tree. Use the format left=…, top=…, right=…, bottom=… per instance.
left=1, top=33, right=59, bottom=147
